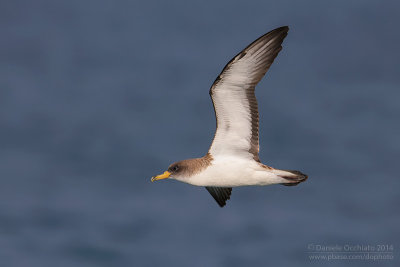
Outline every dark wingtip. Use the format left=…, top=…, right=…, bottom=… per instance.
left=205, top=187, right=232, bottom=208
left=272, top=26, right=289, bottom=34
left=218, top=201, right=226, bottom=208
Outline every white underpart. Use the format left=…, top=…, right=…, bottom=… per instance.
left=178, top=155, right=290, bottom=187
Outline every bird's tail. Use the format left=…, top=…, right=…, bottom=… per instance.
left=273, top=169, right=308, bottom=186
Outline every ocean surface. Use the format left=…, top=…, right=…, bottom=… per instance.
left=1, top=1, right=399, bottom=266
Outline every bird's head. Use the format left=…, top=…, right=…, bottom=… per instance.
left=151, top=154, right=213, bottom=183
left=151, top=161, right=187, bottom=182
left=151, top=155, right=212, bottom=183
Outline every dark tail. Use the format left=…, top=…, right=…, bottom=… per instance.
left=279, top=170, right=308, bottom=186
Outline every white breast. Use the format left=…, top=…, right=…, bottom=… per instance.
left=183, top=155, right=284, bottom=187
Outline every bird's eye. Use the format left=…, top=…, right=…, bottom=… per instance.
left=170, top=166, right=179, bottom=172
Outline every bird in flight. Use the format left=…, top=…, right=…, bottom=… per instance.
left=151, top=26, right=307, bottom=207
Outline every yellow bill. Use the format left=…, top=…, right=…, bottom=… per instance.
left=151, top=171, right=171, bottom=182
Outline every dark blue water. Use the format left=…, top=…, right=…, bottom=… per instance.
left=1, top=1, right=399, bottom=266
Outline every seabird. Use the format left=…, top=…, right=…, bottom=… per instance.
left=151, top=26, right=308, bottom=207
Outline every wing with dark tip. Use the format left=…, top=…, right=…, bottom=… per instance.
left=205, top=187, right=232, bottom=207
left=208, top=26, right=289, bottom=162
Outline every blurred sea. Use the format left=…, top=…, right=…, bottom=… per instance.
left=0, top=0, right=399, bottom=266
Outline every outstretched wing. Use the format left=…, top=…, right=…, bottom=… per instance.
left=208, top=26, right=289, bottom=161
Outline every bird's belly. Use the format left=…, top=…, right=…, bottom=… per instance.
left=185, top=158, right=279, bottom=187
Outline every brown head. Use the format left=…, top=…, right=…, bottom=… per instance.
left=151, top=154, right=213, bottom=182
